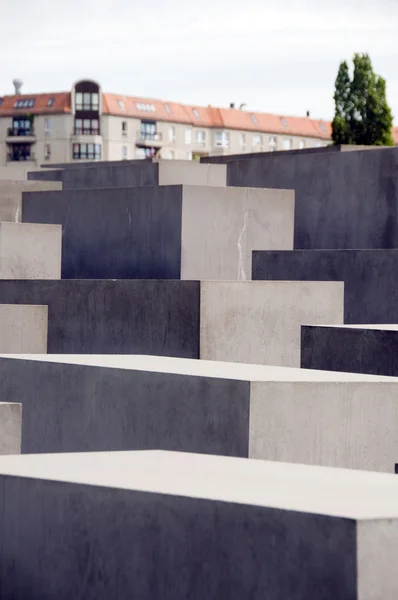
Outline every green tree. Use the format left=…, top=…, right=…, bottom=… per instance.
left=331, top=53, right=394, bottom=146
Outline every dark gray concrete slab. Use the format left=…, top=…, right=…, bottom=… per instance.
left=0, top=280, right=200, bottom=355
left=219, top=146, right=398, bottom=249
left=22, top=186, right=183, bottom=279
left=252, top=249, right=398, bottom=323
left=301, top=324, right=398, bottom=377
left=28, top=161, right=160, bottom=186
left=0, top=451, right=372, bottom=599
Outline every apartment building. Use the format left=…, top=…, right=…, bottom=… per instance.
left=0, top=78, right=333, bottom=167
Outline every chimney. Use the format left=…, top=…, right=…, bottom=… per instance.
left=13, top=79, right=23, bottom=95
left=230, top=102, right=235, bottom=109
left=306, top=110, right=310, bottom=118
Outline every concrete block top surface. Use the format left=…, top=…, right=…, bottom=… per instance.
left=306, top=324, right=398, bottom=331
left=1, top=449, right=398, bottom=520
left=2, top=353, right=397, bottom=382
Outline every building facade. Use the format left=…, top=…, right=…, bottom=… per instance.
left=0, top=79, right=333, bottom=167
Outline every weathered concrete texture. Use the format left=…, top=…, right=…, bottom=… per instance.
left=0, top=305, right=47, bottom=353
left=252, top=249, right=398, bottom=323
left=0, top=222, right=61, bottom=279
left=180, top=186, right=294, bottom=280
left=0, top=179, right=62, bottom=222
left=1, top=354, right=394, bottom=472
left=2, top=451, right=398, bottom=599
left=0, top=281, right=342, bottom=362
left=200, top=280, right=343, bottom=366
left=301, top=324, right=398, bottom=377
left=0, top=402, right=21, bottom=454
left=22, top=185, right=294, bottom=280
left=28, top=161, right=227, bottom=188
left=0, top=280, right=200, bottom=355
left=221, top=146, right=398, bottom=249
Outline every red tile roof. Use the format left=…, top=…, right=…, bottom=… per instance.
left=9, top=90, right=398, bottom=143
left=0, top=92, right=71, bottom=115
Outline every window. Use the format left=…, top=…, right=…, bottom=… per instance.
left=253, top=134, right=263, bottom=147
left=185, top=128, right=192, bottom=144
left=75, top=92, right=99, bottom=112
left=283, top=138, right=293, bottom=150
left=140, top=121, right=157, bottom=140
left=250, top=113, right=257, bottom=124
left=240, top=133, right=246, bottom=146
left=136, top=102, right=155, bottom=112
left=44, top=118, right=51, bottom=137
left=164, top=104, right=171, bottom=114
left=11, top=118, right=33, bottom=136
left=47, top=98, right=54, bottom=107
left=280, top=117, right=288, bottom=127
left=118, top=99, right=125, bottom=109
left=14, top=98, right=35, bottom=108
left=74, top=118, right=99, bottom=135
left=0, top=99, right=3, bottom=107
left=299, top=140, right=305, bottom=149
left=8, top=143, right=33, bottom=161
left=269, top=136, right=277, bottom=151
left=193, top=108, right=200, bottom=119
left=73, top=143, right=101, bottom=160
left=122, top=121, right=127, bottom=136
left=169, top=126, right=175, bottom=142
left=215, top=131, right=230, bottom=147
left=195, top=130, right=206, bottom=144
left=186, top=151, right=192, bottom=160
left=44, top=144, right=51, bottom=160
left=122, top=146, right=128, bottom=160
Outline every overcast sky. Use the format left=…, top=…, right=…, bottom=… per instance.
left=2, top=0, right=397, bottom=121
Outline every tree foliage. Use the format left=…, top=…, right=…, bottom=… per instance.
left=332, top=53, right=394, bottom=146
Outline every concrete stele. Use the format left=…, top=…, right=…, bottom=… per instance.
left=1, top=354, right=397, bottom=472
left=0, top=222, right=61, bottom=279
left=0, top=179, right=62, bottom=222
left=0, top=305, right=47, bottom=353
left=0, top=402, right=21, bottom=454
left=0, top=451, right=398, bottom=598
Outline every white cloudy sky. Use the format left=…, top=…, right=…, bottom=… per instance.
left=1, top=0, right=397, bottom=121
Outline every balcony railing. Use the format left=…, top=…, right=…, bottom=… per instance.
left=7, top=152, right=35, bottom=162
left=136, top=131, right=163, bottom=142
left=7, top=127, right=35, bottom=137
left=73, top=128, right=100, bottom=136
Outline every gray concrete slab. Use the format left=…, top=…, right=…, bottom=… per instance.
left=0, top=179, right=62, bottom=222
left=0, top=450, right=398, bottom=598
left=22, top=185, right=294, bottom=280
left=0, top=280, right=342, bottom=362
left=0, top=402, right=21, bottom=454
left=0, top=354, right=396, bottom=472
left=252, top=248, right=398, bottom=323
left=0, top=305, right=47, bottom=353
left=28, top=161, right=227, bottom=188
left=219, top=145, right=398, bottom=250
left=0, top=222, right=61, bottom=279
left=200, top=280, right=343, bottom=366
left=301, top=324, right=398, bottom=377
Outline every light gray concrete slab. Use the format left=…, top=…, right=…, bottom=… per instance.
left=0, top=180, right=62, bottom=221
left=0, top=305, right=47, bottom=353
left=0, top=222, right=61, bottom=279
left=0, top=451, right=398, bottom=598
left=181, top=186, right=294, bottom=280
left=0, top=402, right=21, bottom=454
left=1, top=354, right=397, bottom=471
left=200, top=280, right=344, bottom=366
left=158, top=161, right=227, bottom=186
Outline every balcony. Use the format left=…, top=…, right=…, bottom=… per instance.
left=136, top=131, right=163, bottom=148
left=7, top=151, right=36, bottom=163
left=6, top=128, right=36, bottom=143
